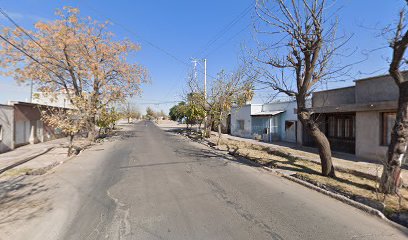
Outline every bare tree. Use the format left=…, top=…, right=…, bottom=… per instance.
left=379, top=1, right=408, bottom=194
left=250, top=0, right=349, bottom=177
left=122, top=102, right=141, bottom=123
left=186, top=67, right=254, bottom=144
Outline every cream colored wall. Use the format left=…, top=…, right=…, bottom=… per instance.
left=230, top=105, right=253, bottom=138
left=0, top=105, right=14, bottom=153
left=355, top=111, right=387, bottom=162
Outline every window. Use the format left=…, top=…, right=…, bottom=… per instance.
left=344, top=117, right=355, bottom=138
left=237, top=120, right=245, bottom=130
left=328, top=116, right=336, bottom=137
left=327, top=115, right=355, bottom=139
left=270, top=116, right=279, bottom=134
left=285, top=121, right=294, bottom=130
left=381, top=112, right=396, bottom=145
left=337, top=118, right=344, bottom=138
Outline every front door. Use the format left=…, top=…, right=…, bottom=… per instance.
left=284, top=121, right=297, bottom=143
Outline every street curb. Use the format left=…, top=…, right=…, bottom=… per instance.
left=0, top=147, right=54, bottom=175
left=26, top=154, right=77, bottom=176
left=172, top=130, right=407, bottom=229
left=216, top=133, right=385, bottom=182
left=25, top=142, right=96, bottom=176
left=276, top=172, right=386, bottom=217
left=263, top=166, right=408, bottom=230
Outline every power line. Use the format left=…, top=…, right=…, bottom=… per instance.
left=133, top=100, right=183, bottom=105
left=197, top=3, right=252, bottom=57
left=204, top=23, right=251, bottom=58
left=0, top=33, right=63, bottom=80
left=82, top=2, right=191, bottom=68
left=81, top=1, right=218, bottom=102
left=0, top=8, right=61, bottom=63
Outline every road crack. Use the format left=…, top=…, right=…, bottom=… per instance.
left=203, top=178, right=284, bottom=240
left=106, top=190, right=131, bottom=240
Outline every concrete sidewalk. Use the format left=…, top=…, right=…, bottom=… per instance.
left=0, top=137, right=72, bottom=176
left=157, top=120, right=408, bottom=183
left=217, top=132, right=408, bottom=183
left=0, top=122, right=139, bottom=176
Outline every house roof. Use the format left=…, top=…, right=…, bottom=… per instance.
left=0, top=104, right=13, bottom=109
left=8, top=101, right=73, bottom=110
left=352, top=70, right=408, bottom=82
left=313, top=85, right=355, bottom=94
left=313, top=71, right=407, bottom=94
left=312, top=100, right=397, bottom=113
left=251, top=110, right=284, bottom=116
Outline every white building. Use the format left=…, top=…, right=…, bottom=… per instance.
left=32, top=92, right=74, bottom=109
left=230, top=100, right=308, bottom=144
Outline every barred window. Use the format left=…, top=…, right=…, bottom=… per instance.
left=381, top=112, right=396, bottom=146
left=237, top=120, right=245, bottom=130
left=327, top=115, right=355, bottom=139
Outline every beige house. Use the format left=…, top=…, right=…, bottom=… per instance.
left=0, top=104, right=14, bottom=153
left=308, top=72, right=404, bottom=162
left=0, top=101, right=65, bottom=153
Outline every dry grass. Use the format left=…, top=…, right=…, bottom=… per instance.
left=0, top=167, right=33, bottom=178
left=200, top=133, right=408, bottom=216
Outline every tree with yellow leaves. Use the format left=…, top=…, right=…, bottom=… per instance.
left=41, top=105, right=87, bottom=156
left=0, top=6, right=148, bottom=140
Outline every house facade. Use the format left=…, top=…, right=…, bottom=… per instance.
left=0, top=104, right=14, bottom=153
left=0, top=101, right=65, bottom=153
left=309, top=72, right=403, bottom=162
left=32, top=92, right=74, bottom=108
left=230, top=101, right=303, bottom=144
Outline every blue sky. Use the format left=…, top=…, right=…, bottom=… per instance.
left=0, top=0, right=405, bottom=113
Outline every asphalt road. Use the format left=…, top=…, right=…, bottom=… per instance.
left=7, top=121, right=407, bottom=240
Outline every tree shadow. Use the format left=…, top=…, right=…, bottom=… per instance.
left=221, top=142, right=379, bottom=192
left=98, top=129, right=140, bottom=142
left=332, top=176, right=377, bottom=192
left=166, top=129, right=385, bottom=205
left=173, top=146, right=264, bottom=169
left=0, top=175, right=53, bottom=227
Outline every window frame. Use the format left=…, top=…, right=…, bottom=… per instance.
left=381, top=112, right=397, bottom=146
left=326, top=114, right=355, bottom=140
left=237, top=120, right=245, bottom=131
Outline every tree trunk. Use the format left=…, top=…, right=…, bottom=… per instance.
left=217, top=122, right=222, bottom=145
left=68, top=134, right=74, bottom=157
left=217, top=113, right=224, bottom=145
left=204, top=115, right=212, bottom=138
left=203, top=118, right=208, bottom=137
left=298, top=101, right=335, bottom=177
left=87, top=115, right=97, bottom=141
left=379, top=83, right=408, bottom=194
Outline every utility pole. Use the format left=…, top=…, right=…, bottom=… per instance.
left=203, top=58, right=207, bottom=100
left=190, top=57, right=208, bottom=136
left=203, top=58, right=208, bottom=137
left=191, top=59, right=198, bottom=87
left=30, top=79, right=33, bottom=103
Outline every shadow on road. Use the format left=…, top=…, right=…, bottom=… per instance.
left=0, top=175, right=53, bottom=227
left=178, top=147, right=263, bottom=167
